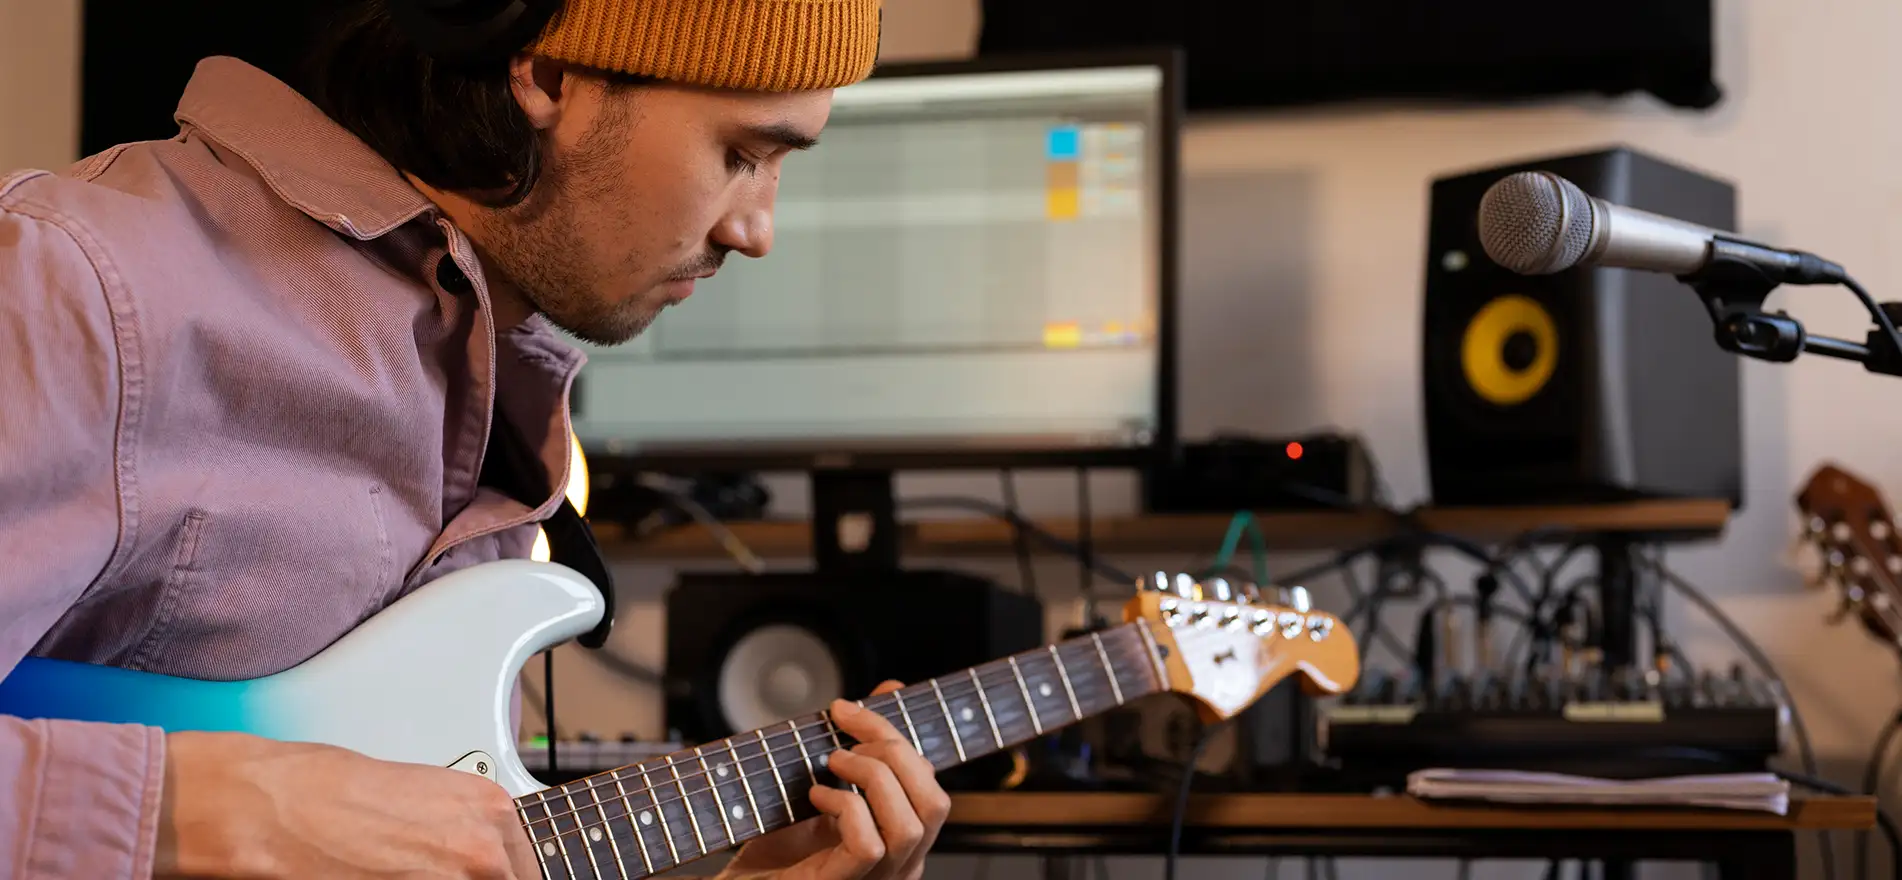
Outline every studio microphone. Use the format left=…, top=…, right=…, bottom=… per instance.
left=1475, top=170, right=1845, bottom=286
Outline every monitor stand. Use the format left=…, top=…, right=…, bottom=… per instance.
left=810, top=468, right=905, bottom=576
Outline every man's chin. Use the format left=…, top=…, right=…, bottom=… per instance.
left=544, top=306, right=659, bottom=347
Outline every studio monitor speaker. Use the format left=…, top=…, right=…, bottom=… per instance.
left=1423, top=147, right=1743, bottom=509
left=663, top=570, right=1044, bottom=782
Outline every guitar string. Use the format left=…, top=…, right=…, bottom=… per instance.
left=520, top=609, right=1297, bottom=822
left=525, top=618, right=1305, bottom=845
left=520, top=640, right=1149, bottom=831
left=524, top=679, right=1115, bottom=871
left=523, top=618, right=1283, bottom=839
left=525, top=619, right=1308, bottom=878
left=527, top=618, right=1307, bottom=878
left=518, top=630, right=1162, bottom=815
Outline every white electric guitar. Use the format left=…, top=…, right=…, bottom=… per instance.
left=0, top=561, right=1358, bottom=879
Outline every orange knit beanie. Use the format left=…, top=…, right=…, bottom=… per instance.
left=530, top=0, right=883, bottom=91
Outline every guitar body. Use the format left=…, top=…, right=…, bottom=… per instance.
left=0, top=559, right=605, bottom=797
left=0, top=563, right=1358, bottom=879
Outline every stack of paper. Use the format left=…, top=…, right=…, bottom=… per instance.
left=1406, top=768, right=1791, bottom=815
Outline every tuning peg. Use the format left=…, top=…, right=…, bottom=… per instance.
left=1174, top=572, right=1200, bottom=600
left=1237, top=582, right=1260, bottom=604
left=1289, top=586, right=1312, bottom=614
left=1206, top=577, right=1234, bottom=602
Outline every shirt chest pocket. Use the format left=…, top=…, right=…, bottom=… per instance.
left=128, top=480, right=403, bottom=679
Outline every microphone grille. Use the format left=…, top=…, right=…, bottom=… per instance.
left=1476, top=171, right=1597, bottom=275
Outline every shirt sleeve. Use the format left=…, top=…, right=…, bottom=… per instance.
left=0, top=192, right=167, bottom=878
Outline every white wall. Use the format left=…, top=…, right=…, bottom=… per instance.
left=7, top=0, right=1902, bottom=877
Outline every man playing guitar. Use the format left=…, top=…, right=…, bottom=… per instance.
left=0, top=1, right=951, bottom=877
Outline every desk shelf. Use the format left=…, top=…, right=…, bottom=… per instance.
left=597, top=499, right=1731, bottom=562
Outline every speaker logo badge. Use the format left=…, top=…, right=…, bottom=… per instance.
left=1461, top=294, right=1558, bottom=406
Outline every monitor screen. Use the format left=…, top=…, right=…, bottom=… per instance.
left=571, top=54, right=1177, bottom=469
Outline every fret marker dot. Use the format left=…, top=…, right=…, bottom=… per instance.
left=542, top=842, right=558, bottom=857
left=960, top=707, right=975, bottom=722
left=590, top=827, right=604, bottom=843
left=640, top=810, right=654, bottom=826
left=1038, top=682, right=1053, bottom=698
left=717, top=763, right=730, bottom=778
left=732, top=804, right=747, bottom=820
left=818, top=753, right=829, bottom=767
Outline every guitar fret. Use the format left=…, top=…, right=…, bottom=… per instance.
left=694, top=747, right=736, bottom=847
left=969, top=668, right=1004, bottom=747
left=729, top=740, right=766, bottom=835
left=893, top=690, right=924, bottom=754
left=560, top=786, right=606, bottom=880
left=611, top=773, right=654, bottom=876
left=1092, top=632, right=1126, bottom=705
left=1007, top=656, right=1043, bottom=734
left=664, top=755, right=707, bottom=856
left=757, top=729, right=798, bottom=824
left=515, top=800, right=561, bottom=880
left=1049, top=645, right=1083, bottom=722
left=638, top=766, right=681, bottom=866
left=1136, top=619, right=1172, bottom=688
left=583, top=782, right=632, bottom=880
left=537, top=787, right=583, bottom=879
left=930, top=678, right=967, bottom=762
left=824, top=716, right=858, bottom=795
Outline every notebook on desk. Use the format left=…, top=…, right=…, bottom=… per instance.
left=1407, top=768, right=1791, bottom=815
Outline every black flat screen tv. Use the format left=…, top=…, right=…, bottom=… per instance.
left=977, top=0, right=1721, bottom=113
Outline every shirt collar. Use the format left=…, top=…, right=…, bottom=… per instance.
left=172, top=56, right=436, bottom=241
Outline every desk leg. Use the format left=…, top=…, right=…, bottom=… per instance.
left=1716, top=832, right=1797, bottom=880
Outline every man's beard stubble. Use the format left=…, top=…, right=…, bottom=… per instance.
left=469, top=93, right=663, bottom=347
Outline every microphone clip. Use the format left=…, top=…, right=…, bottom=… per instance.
left=1680, top=244, right=1902, bottom=377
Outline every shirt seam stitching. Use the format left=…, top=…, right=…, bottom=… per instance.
left=2, top=197, right=147, bottom=596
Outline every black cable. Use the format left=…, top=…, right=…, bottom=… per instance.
left=898, top=495, right=1138, bottom=584
left=1860, top=709, right=1902, bottom=880
left=1845, top=275, right=1902, bottom=370
left=1776, top=769, right=1902, bottom=880
left=1078, top=467, right=1101, bottom=626
left=1646, top=553, right=1832, bottom=880
left=1165, top=721, right=1228, bottom=880
left=544, top=649, right=558, bottom=776
left=999, top=470, right=1038, bottom=598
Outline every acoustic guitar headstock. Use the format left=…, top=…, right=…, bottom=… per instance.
left=1795, top=463, right=1902, bottom=651
left=1125, top=572, right=1360, bottom=723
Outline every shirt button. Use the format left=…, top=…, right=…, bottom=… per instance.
left=435, top=256, right=474, bottom=294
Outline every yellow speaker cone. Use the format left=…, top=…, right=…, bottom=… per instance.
left=1461, top=294, right=1557, bottom=406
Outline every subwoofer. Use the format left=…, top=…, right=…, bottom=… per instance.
left=663, top=569, right=1044, bottom=787
left=1423, top=147, right=1743, bottom=508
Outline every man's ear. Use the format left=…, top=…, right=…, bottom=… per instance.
left=508, top=55, right=569, bottom=131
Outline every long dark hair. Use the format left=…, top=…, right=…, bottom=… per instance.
left=301, top=0, right=646, bottom=208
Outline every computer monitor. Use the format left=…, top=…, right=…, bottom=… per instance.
left=570, top=51, right=1181, bottom=474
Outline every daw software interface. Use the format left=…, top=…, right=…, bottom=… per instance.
left=570, top=60, right=1169, bottom=459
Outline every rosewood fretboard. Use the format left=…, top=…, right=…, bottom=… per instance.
left=515, top=621, right=1170, bottom=880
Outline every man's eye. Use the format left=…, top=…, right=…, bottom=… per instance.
left=727, top=151, right=761, bottom=176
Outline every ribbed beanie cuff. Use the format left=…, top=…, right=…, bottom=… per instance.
left=530, top=0, right=882, bottom=91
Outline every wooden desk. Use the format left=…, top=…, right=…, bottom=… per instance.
left=945, top=792, right=1872, bottom=831
left=600, top=498, right=1732, bottom=561
left=932, top=792, right=1868, bottom=880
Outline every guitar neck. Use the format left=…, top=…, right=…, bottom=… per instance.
left=516, top=621, right=1171, bottom=880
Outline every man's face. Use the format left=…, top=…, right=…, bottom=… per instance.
left=472, top=67, right=833, bottom=345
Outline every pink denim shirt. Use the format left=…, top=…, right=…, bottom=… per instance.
left=0, top=56, right=584, bottom=876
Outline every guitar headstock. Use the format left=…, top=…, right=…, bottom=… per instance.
left=1124, top=572, right=1360, bottom=722
left=1795, top=463, right=1902, bottom=650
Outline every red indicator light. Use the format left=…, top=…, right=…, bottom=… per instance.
left=1286, top=442, right=1304, bottom=460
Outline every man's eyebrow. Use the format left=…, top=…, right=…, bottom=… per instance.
left=742, top=122, right=820, bottom=151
